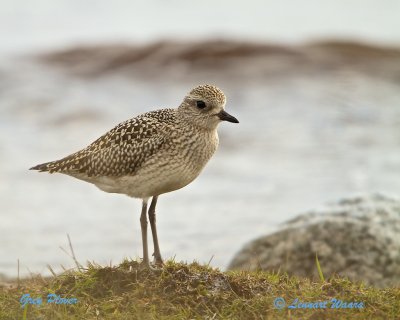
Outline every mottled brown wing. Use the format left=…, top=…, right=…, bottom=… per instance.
left=31, top=109, right=176, bottom=176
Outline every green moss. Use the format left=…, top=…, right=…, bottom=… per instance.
left=0, top=260, right=398, bottom=319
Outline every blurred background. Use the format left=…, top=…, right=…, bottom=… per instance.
left=1, top=0, right=400, bottom=279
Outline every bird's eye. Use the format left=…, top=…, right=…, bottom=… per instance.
left=196, top=100, right=206, bottom=109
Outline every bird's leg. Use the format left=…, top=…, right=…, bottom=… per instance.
left=148, top=196, right=163, bottom=265
left=140, top=199, right=151, bottom=268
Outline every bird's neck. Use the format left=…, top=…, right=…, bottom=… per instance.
left=176, top=109, right=219, bottom=132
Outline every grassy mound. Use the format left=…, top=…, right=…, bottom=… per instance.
left=0, top=260, right=399, bottom=319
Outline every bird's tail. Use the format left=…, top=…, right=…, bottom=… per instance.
left=30, top=160, right=62, bottom=173
left=30, top=150, right=87, bottom=173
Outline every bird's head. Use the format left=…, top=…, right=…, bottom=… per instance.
left=178, top=84, right=239, bottom=130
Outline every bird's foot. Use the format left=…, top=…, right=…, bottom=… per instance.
left=153, top=255, right=164, bottom=267
left=139, top=260, right=163, bottom=273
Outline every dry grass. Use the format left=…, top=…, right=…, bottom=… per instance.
left=0, top=260, right=399, bottom=319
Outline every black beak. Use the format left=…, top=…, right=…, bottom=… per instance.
left=218, top=110, right=239, bottom=123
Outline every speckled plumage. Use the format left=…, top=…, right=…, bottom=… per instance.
left=31, top=84, right=238, bottom=269
left=31, top=84, right=236, bottom=199
left=34, top=109, right=176, bottom=177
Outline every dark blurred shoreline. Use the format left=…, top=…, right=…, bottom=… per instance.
left=38, top=40, right=400, bottom=83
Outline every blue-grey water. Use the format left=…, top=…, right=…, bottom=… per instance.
left=1, top=54, right=400, bottom=278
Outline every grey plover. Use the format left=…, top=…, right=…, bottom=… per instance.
left=30, top=84, right=239, bottom=269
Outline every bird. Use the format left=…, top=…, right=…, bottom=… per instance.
left=30, top=84, right=239, bottom=270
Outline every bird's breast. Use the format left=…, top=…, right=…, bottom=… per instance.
left=137, top=129, right=218, bottom=196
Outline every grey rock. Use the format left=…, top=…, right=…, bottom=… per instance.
left=228, top=194, right=400, bottom=288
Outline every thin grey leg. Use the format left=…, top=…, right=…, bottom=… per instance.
left=140, top=199, right=150, bottom=268
left=148, top=196, right=163, bottom=265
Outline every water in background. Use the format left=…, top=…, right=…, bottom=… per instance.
left=1, top=45, right=400, bottom=278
